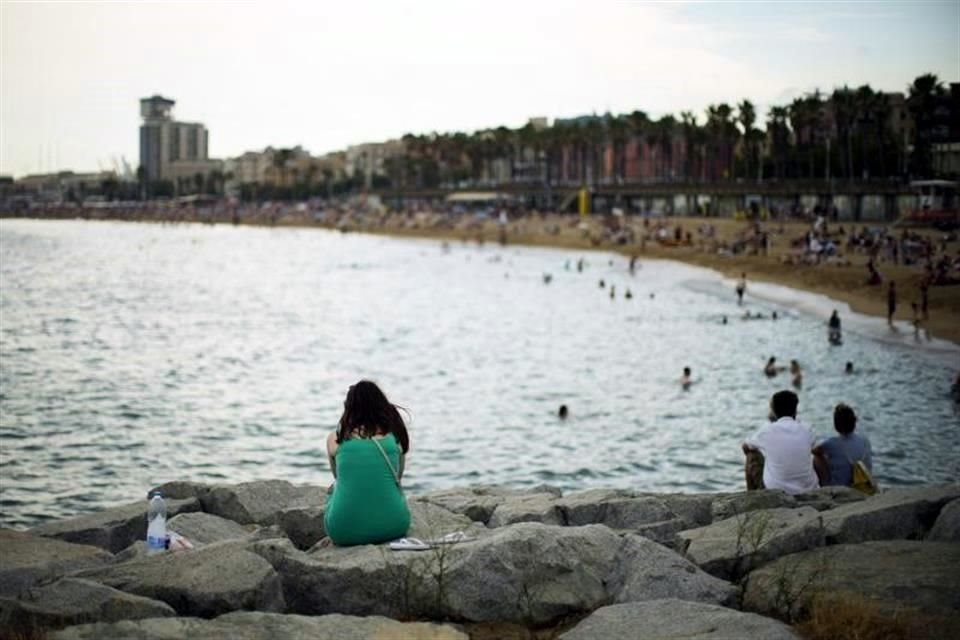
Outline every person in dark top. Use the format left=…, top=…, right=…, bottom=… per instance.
left=764, top=357, right=786, bottom=378
left=829, top=310, right=841, bottom=331
left=887, top=281, right=897, bottom=327
left=813, top=403, right=872, bottom=487
left=828, top=310, right=842, bottom=344
left=736, top=273, right=747, bottom=306
left=920, top=279, right=930, bottom=321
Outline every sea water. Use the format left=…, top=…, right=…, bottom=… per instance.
left=1, top=219, right=958, bottom=528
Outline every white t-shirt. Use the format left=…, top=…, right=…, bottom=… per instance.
left=745, top=417, right=819, bottom=495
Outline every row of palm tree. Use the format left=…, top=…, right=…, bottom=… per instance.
left=374, top=73, right=952, bottom=191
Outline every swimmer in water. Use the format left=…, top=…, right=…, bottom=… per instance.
left=558, top=404, right=569, bottom=419
left=680, top=367, right=693, bottom=389
left=722, top=315, right=728, bottom=325
left=764, top=357, right=786, bottom=377
left=845, top=361, right=855, bottom=374
left=599, top=279, right=606, bottom=289
left=790, top=360, right=803, bottom=389
left=625, top=288, right=633, bottom=299
left=772, top=311, right=779, bottom=320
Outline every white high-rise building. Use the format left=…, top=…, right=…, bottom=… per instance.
left=139, top=95, right=216, bottom=184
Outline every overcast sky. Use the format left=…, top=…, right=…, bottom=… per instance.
left=1, top=0, right=957, bottom=177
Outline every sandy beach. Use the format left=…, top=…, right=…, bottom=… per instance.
left=352, top=213, right=960, bottom=346
left=7, top=208, right=960, bottom=345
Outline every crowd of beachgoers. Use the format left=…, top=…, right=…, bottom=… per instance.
left=8, top=199, right=960, bottom=342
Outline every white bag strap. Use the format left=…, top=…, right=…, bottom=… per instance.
left=372, top=437, right=402, bottom=489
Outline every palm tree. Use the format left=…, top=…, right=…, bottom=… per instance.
left=606, top=115, right=629, bottom=184
left=907, top=73, right=946, bottom=177
left=656, top=115, right=677, bottom=181
left=765, top=106, right=791, bottom=180
left=705, top=103, right=738, bottom=180
left=678, top=111, right=696, bottom=181
left=737, top=100, right=758, bottom=181
left=789, top=92, right=824, bottom=179
left=831, top=86, right=857, bottom=181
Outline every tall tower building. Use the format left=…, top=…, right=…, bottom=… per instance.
left=139, top=95, right=212, bottom=183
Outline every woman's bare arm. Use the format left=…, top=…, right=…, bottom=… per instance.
left=326, top=431, right=339, bottom=479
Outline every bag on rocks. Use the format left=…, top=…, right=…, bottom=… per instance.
left=850, top=460, right=877, bottom=495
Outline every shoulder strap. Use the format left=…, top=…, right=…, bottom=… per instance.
left=372, top=437, right=402, bottom=489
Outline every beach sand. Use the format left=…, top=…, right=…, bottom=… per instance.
left=13, top=209, right=956, bottom=345
left=346, top=214, right=960, bottom=345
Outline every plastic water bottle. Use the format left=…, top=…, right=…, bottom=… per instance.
left=146, top=491, right=167, bottom=555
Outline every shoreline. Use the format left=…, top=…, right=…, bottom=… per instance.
left=4, top=212, right=960, bottom=346
left=344, top=221, right=960, bottom=348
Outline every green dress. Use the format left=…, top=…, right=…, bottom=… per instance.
left=324, top=433, right=410, bottom=546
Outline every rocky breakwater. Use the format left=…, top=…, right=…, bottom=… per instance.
left=1, top=480, right=958, bottom=639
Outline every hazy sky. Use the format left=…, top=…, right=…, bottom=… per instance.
left=1, top=0, right=957, bottom=177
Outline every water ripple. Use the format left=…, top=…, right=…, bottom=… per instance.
left=1, top=219, right=958, bottom=528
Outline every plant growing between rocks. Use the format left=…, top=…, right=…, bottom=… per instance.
left=794, top=591, right=960, bottom=640
left=731, top=506, right=774, bottom=580
left=378, top=511, right=472, bottom=620
left=769, top=549, right=832, bottom=624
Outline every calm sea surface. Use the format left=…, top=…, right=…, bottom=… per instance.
left=1, top=219, right=958, bottom=528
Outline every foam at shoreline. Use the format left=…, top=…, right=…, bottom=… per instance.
left=644, top=255, right=960, bottom=367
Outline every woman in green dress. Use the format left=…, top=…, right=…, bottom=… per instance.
left=323, top=380, right=411, bottom=546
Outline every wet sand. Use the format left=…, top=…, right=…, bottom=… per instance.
left=358, top=215, right=960, bottom=346
left=7, top=209, right=959, bottom=345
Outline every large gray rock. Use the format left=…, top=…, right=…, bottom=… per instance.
left=50, top=612, right=468, bottom=640
left=0, top=530, right=114, bottom=598
left=151, top=480, right=212, bottom=501
left=75, top=540, right=283, bottom=617
left=199, top=480, right=326, bottom=525
left=645, top=493, right=721, bottom=528
left=419, top=485, right=562, bottom=525
left=819, top=485, right=960, bottom=544
left=710, top=490, right=797, bottom=522
left=928, top=498, right=960, bottom=542
left=30, top=498, right=201, bottom=553
left=407, top=500, right=480, bottom=540
left=275, top=506, right=325, bottom=551
left=555, top=490, right=688, bottom=547
left=0, top=577, right=175, bottom=632
left=487, top=493, right=563, bottom=527
left=680, top=507, right=825, bottom=580
left=558, top=490, right=676, bottom=529
left=742, top=541, right=960, bottom=621
left=559, top=599, right=800, bottom=640
left=418, top=487, right=507, bottom=524
left=166, top=512, right=253, bottom=546
left=252, top=522, right=732, bottom=624
left=792, top=486, right=867, bottom=511
left=606, top=534, right=737, bottom=607
left=631, top=518, right=688, bottom=549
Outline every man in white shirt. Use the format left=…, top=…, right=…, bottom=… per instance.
left=742, top=390, right=821, bottom=494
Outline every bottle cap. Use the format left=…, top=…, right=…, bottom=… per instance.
left=148, top=490, right=163, bottom=499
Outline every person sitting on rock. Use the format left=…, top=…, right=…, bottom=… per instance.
left=324, top=380, right=410, bottom=546
left=812, top=403, right=873, bottom=488
left=742, top=390, right=821, bottom=494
